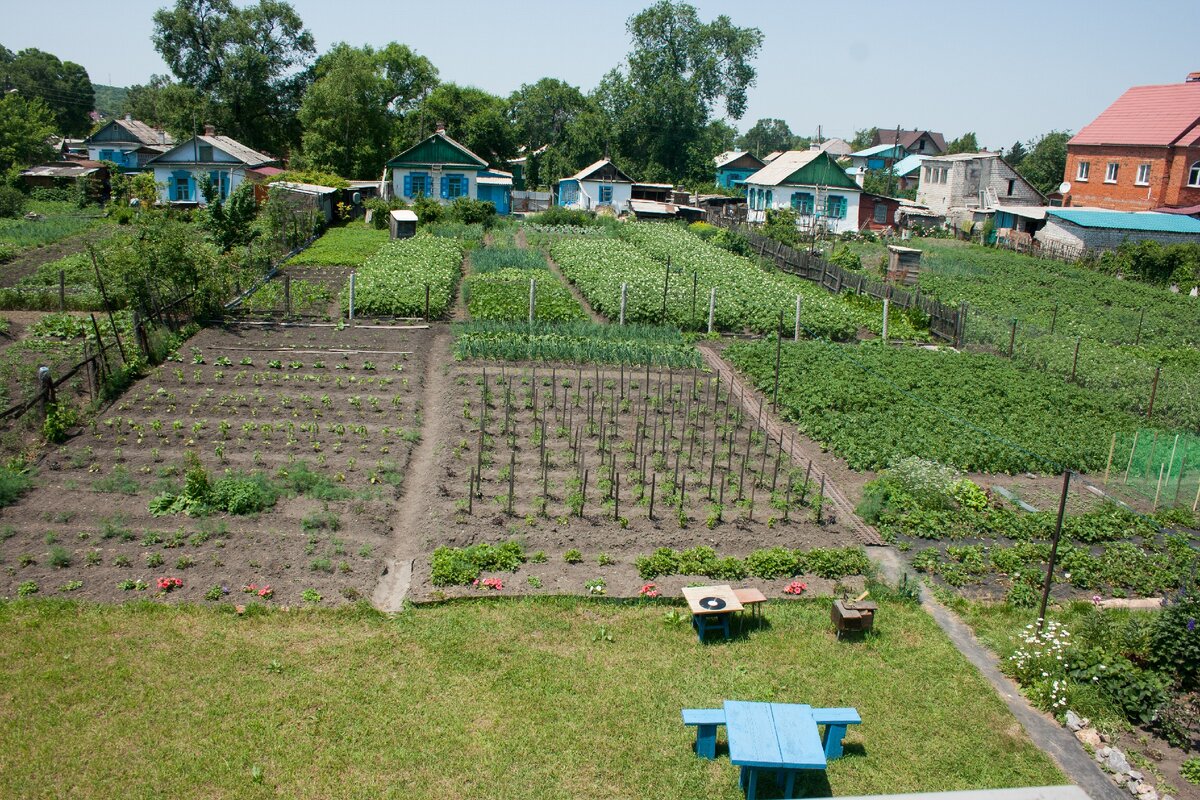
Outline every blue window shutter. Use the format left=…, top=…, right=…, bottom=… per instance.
left=440, top=176, right=449, bottom=199
left=403, top=174, right=412, bottom=197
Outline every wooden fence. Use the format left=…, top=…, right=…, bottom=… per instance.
left=706, top=212, right=965, bottom=343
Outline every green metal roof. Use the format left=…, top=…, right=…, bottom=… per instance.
left=386, top=132, right=488, bottom=169
left=1048, top=209, right=1200, bottom=233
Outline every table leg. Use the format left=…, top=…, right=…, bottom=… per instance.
left=783, top=769, right=797, bottom=799
left=695, top=724, right=717, bottom=759
left=745, top=767, right=759, bottom=800
left=721, top=613, right=731, bottom=640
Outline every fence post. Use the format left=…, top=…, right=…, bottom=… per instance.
left=1147, top=365, right=1161, bottom=421
left=37, top=366, right=54, bottom=416
left=424, top=283, right=431, bottom=321
left=793, top=295, right=802, bottom=342
left=529, top=277, right=536, bottom=324
left=707, top=288, right=716, bottom=334
left=691, top=271, right=698, bottom=330
left=348, top=272, right=356, bottom=325
left=1050, top=304, right=1058, bottom=335
left=283, top=273, right=292, bottom=317
left=58, top=269, right=65, bottom=312
left=1036, top=470, right=1072, bottom=634
left=882, top=297, right=890, bottom=344
left=1008, top=318, right=1017, bottom=358
left=772, top=310, right=783, bottom=411
left=957, top=301, right=968, bottom=348
left=1070, top=338, right=1081, bottom=383
left=620, top=282, right=627, bottom=326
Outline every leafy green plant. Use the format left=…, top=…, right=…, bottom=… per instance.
left=301, top=588, right=322, bottom=603
left=563, top=549, right=583, bottom=564
left=48, top=546, right=71, bottom=568
left=17, top=580, right=39, bottom=597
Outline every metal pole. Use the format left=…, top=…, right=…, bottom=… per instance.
left=1037, top=470, right=1072, bottom=634
left=793, top=295, right=801, bottom=342
left=348, top=272, right=356, bottom=325
left=882, top=297, right=890, bottom=344
left=529, top=277, right=536, bottom=324
left=707, top=287, right=716, bottom=334
left=620, top=282, right=627, bottom=326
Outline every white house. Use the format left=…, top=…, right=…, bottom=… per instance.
left=556, top=159, right=635, bottom=212
left=742, top=150, right=863, bottom=234
left=145, top=126, right=277, bottom=204
left=916, top=152, right=1044, bottom=220
left=84, top=115, right=174, bottom=171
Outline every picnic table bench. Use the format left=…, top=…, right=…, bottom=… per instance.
left=682, top=701, right=862, bottom=799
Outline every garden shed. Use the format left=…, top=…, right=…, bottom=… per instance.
left=389, top=209, right=418, bottom=239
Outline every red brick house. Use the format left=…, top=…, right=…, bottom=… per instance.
left=1062, top=75, right=1200, bottom=212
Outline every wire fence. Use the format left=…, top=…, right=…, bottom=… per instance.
left=1105, top=429, right=1200, bottom=512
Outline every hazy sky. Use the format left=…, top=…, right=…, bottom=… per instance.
left=3, top=0, right=1197, bottom=147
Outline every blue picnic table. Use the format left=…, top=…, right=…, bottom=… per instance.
left=682, top=700, right=861, bottom=800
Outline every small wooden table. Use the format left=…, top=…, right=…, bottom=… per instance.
left=725, top=701, right=827, bottom=800
left=682, top=585, right=743, bottom=642
left=734, top=588, right=767, bottom=621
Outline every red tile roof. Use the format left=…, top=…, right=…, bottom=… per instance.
left=1071, top=82, right=1200, bottom=147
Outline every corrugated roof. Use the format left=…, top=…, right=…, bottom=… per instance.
left=744, top=150, right=823, bottom=186
left=115, top=118, right=174, bottom=146
left=891, top=154, right=926, bottom=176
left=477, top=175, right=512, bottom=186
left=993, top=204, right=1048, bottom=220
left=873, top=129, right=947, bottom=152
left=272, top=181, right=339, bottom=195
left=567, top=159, right=634, bottom=183
left=1071, top=82, right=1200, bottom=146
left=714, top=150, right=763, bottom=169
left=1048, top=209, right=1200, bottom=233
left=850, top=143, right=905, bottom=158
left=921, top=152, right=999, bottom=163
left=147, top=135, right=277, bottom=167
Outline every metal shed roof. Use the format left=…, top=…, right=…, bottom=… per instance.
left=1047, top=209, right=1200, bottom=233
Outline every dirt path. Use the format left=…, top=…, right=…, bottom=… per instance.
left=371, top=325, right=454, bottom=612
left=698, top=342, right=883, bottom=546
left=515, top=228, right=606, bottom=324
left=452, top=254, right=469, bottom=322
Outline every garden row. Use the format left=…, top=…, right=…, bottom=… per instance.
left=340, top=233, right=465, bottom=318
left=463, top=245, right=585, bottom=322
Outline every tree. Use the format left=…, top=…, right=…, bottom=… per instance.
left=401, top=83, right=516, bottom=167
left=124, top=75, right=211, bottom=141
left=1004, top=139, right=1028, bottom=169
left=850, top=127, right=878, bottom=151
left=507, top=78, right=589, bottom=153
left=298, top=42, right=437, bottom=179
left=600, top=1, right=763, bottom=182
left=198, top=176, right=258, bottom=251
left=946, top=132, right=980, bottom=154
left=0, top=48, right=94, bottom=136
left=151, top=0, right=316, bottom=154
left=1017, top=130, right=1071, bottom=196
left=737, top=118, right=795, bottom=157
left=0, top=93, right=56, bottom=171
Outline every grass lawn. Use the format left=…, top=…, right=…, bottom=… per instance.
left=0, top=597, right=1063, bottom=799
left=287, top=224, right=389, bottom=267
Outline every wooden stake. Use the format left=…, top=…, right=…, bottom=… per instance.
left=1103, top=433, right=1116, bottom=485
left=1123, top=430, right=1139, bottom=484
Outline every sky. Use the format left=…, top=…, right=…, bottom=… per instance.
left=3, top=0, right=1198, bottom=148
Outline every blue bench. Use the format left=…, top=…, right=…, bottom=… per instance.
left=682, top=705, right=861, bottom=761
left=682, top=708, right=726, bottom=758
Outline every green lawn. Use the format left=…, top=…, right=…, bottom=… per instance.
left=0, top=597, right=1062, bottom=799
left=287, top=225, right=389, bottom=267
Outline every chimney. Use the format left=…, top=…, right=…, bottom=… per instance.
left=853, top=168, right=865, bottom=188
left=203, top=124, right=216, bottom=137
left=435, top=121, right=446, bottom=134
left=158, top=128, right=166, bottom=145
left=124, top=113, right=132, bottom=122
left=1188, top=72, right=1200, bottom=83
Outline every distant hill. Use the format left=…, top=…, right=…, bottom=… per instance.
left=92, top=85, right=129, bottom=120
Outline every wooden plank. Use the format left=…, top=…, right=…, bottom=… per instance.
left=771, top=703, right=827, bottom=769
left=809, top=707, right=861, bottom=725
left=725, top=701, right=783, bottom=768
left=682, top=584, right=744, bottom=615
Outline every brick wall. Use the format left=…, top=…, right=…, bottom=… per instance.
left=1064, top=145, right=1200, bottom=210
left=1037, top=217, right=1200, bottom=255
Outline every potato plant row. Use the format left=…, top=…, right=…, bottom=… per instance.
left=342, top=233, right=464, bottom=318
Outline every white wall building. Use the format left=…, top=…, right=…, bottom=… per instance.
left=146, top=126, right=277, bottom=204
left=916, top=153, right=1044, bottom=218
left=556, top=159, right=635, bottom=212
left=742, top=150, right=863, bottom=235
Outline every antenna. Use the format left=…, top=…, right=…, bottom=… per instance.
left=1058, top=181, right=1071, bottom=195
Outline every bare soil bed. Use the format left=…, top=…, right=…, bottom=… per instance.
left=0, top=322, right=434, bottom=606
left=407, top=360, right=871, bottom=600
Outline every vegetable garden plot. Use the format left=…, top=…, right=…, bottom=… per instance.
left=230, top=267, right=342, bottom=320
left=463, top=246, right=585, bottom=323
left=342, top=233, right=465, bottom=318
left=725, top=339, right=1143, bottom=474
left=0, top=325, right=433, bottom=607
left=285, top=225, right=389, bottom=268
left=860, top=458, right=1200, bottom=602
left=452, top=321, right=700, bottom=367
left=412, top=363, right=870, bottom=599
left=550, top=222, right=924, bottom=339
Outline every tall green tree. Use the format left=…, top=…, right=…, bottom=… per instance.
left=1017, top=130, right=1071, bottom=195
left=0, top=47, right=94, bottom=136
left=401, top=83, right=516, bottom=167
left=124, top=75, right=211, bottom=141
left=507, top=78, right=589, bottom=154
left=1004, top=139, right=1028, bottom=169
left=850, top=127, right=878, bottom=151
left=600, top=1, right=763, bottom=182
left=297, top=43, right=437, bottom=179
left=737, top=118, right=795, bottom=157
left=151, top=0, right=315, bottom=154
left=946, top=132, right=980, bottom=154
left=0, top=93, right=56, bottom=171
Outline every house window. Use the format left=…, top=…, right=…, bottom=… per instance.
left=447, top=174, right=466, bottom=199
left=1135, top=164, right=1151, bottom=185
left=765, top=190, right=773, bottom=208
left=873, top=203, right=888, bottom=224
left=791, top=192, right=813, bottom=214
left=198, top=144, right=213, bottom=162
left=918, top=139, right=926, bottom=152
left=599, top=185, right=613, bottom=204
left=175, top=176, right=190, bottom=200
left=407, top=173, right=429, bottom=197
left=826, top=195, right=847, bottom=219
left=1190, top=162, right=1200, bottom=187
left=1077, top=161, right=1090, bottom=181
left=1105, top=162, right=1119, bottom=183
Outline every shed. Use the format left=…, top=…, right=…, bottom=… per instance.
left=886, top=246, right=922, bottom=285
left=389, top=209, right=418, bottom=239
left=1036, top=209, right=1200, bottom=257
left=271, top=181, right=340, bottom=224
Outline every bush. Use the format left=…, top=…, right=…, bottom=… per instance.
left=0, top=465, right=34, bottom=508
left=745, top=547, right=800, bottom=580
left=429, top=541, right=526, bottom=586
left=635, top=547, right=680, bottom=580
left=800, top=547, right=871, bottom=579
left=209, top=472, right=278, bottom=515
left=448, top=197, right=496, bottom=228
left=0, top=186, right=26, bottom=219
left=1150, top=593, right=1200, bottom=691
left=42, top=402, right=78, bottom=443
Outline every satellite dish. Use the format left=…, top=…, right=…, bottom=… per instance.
left=893, top=208, right=903, bottom=225
left=352, top=191, right=362, bottom=205
left=1058, top=182, right=1071, bottom=194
